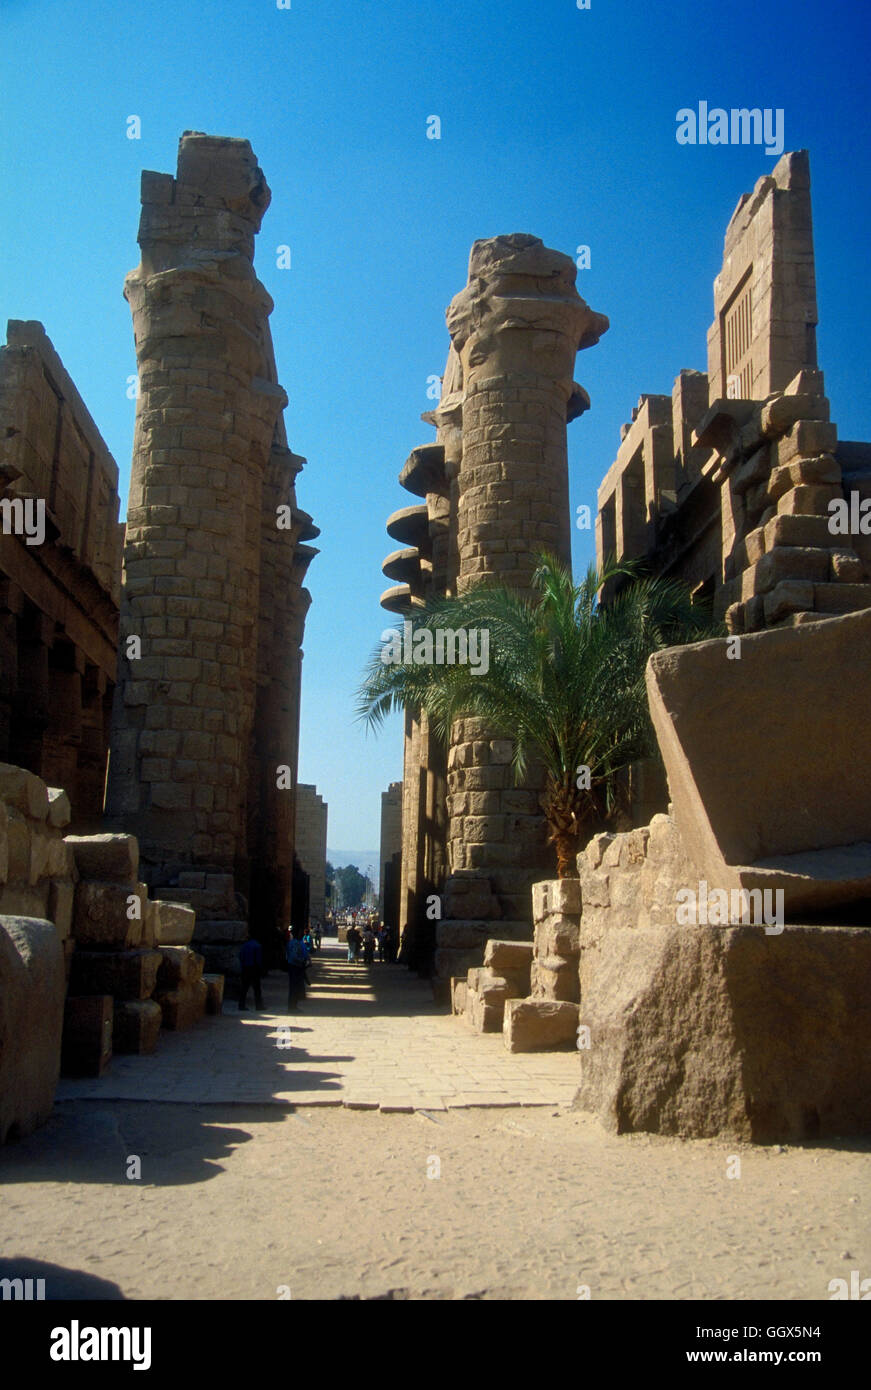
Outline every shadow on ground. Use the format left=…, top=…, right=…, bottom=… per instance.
left=0, top=1256, right=125, bottom=1299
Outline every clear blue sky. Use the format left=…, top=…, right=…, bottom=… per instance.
left=2, top=0, right=870, bottom=849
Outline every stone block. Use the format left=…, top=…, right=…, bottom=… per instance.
left=534, top=915, right=580, bottom=958
left=73, top=881, right=144, bottom=950
left=196, top=942, right=242, bottom=978
left=531, top=956, right=580, bottom=1003
left=483, top=938, right=534, bottom=972
left=467, top=991, right=504, bottom=1034
left=646, top=610, right=871, bottom=914
left=574, top=922, right=871, bottom=1141
left=0, top=917, right=65, bottom=1143
left=0, top=764, right=49, bottom=821
left=65, top=834, right=139, bottom=885
left=451, top=976, right=467, bottom=1015
left=69, top=949, right=162, bottom=1001
left=203, top=973, right=224, bottom=1015
left=192, top=918, right=246, bottom=944
left=155, top=979, right=207, bottom=1031
left=61, top=994, right=113, bottom=1078
left=157, top=946, right=204, bottom=989
left=46, top=788, right=71, bottom=829
left=503, top=999, right=579, bottom=1052
left=150, top=900, right=196, bottom=945
left=113, top=999, right=162, bottom=1055
left=0, top=883, right=48, bottom=918
left=47, top=879, right=74, bottom=939
left=532, top=879, right=581, bottom=919
left=762, top=580, right=815, bottom=623
left=434, top=946, right=486, bottom=982
left=5, top=810, right=30, bottom=882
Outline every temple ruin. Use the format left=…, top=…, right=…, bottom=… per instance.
left=0, top=321, right=122, bottom=829
left=105, top=132, right=317, bottom=944
left=380, top=234, right=608, bottom=982
left=596, top=150, right=871, bottom=628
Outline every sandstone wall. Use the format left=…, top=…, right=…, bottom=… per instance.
left=295, top=783, right=328, bottom=926
left=0, top=321, right=121, bottom=825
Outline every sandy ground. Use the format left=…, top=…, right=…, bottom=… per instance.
left=1, top=1099, right=868, bottom=1301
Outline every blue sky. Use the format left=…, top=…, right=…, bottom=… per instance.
left=2, top=0, right=870, bottom=849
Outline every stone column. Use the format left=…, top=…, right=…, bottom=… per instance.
left=106, top=134, right=287, bottom=903
left=443, top=235, right=608, bottom=921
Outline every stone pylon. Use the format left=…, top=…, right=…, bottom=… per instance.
left=106, top=133, right=316, bottom=936
left=441, top=234, right=608, bottom=926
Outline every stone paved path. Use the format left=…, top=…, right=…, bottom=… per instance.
left=57, top=940, right=578, bottom=1111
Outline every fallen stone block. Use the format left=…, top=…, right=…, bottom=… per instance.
left=155, top=979, right=207, bottom=1031
left=483, top=939, right=534, bottom=973
left=157, top=946, right=204, bottom=989
left=69, top=948, right=162, bottom=1001
left=150, top=900, right=196, bottom=946
left=72, top=881, right=144, bottom=950
left=113, top=999, right=162, bottom=1055
left=203, top=973, right=224, bottom=1015
left=646, top=609, right=871, bottom=914
left=0, top=917, right=65, bottom=1143
left=574, top=921, right=871, bottom=1142
left=467, top=991, right=504, bottom=1033
left=192, top=918, right=247, bottom=944
left=65, top=833, right=139, bottom=886
left=61, top=994, right=113, bottom=1078
left=0, top=764, right=49, bottom=821
left=503, top=999, right=579, bottom=1052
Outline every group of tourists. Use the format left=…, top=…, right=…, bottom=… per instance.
left=238, top=922, right=320, bottom=1014
left=344, top=914, right=394, bottom=965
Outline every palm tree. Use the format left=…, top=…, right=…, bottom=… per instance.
left=358, top=554, right=718, bottom=878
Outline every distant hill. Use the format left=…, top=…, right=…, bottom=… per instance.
left=327, top=850, right=380, bottom=873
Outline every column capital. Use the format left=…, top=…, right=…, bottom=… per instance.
left=446, top=234, right=608, bottom=395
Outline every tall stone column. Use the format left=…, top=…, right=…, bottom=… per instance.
left=443, top=234, right=608, bottom=921
left=106, top=134, right=290, bottom=905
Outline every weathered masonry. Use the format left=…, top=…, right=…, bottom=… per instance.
left=0, top=321, right=122, bottom=828
left=106, top=132, right=317, bottom=939
left=596, top=150, right=871, bottom=628
left=380, top=234, right=607, bottom=979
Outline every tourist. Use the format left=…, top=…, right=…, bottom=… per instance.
left=347, top=923, right=361, bottom=963
left=377, top=926, right=389, bottom=963
left=362, top=924, right=376, bottom=965
left=238, top=936, right=263, bottom=1011
left=286, top=931, right=309, bottom=1012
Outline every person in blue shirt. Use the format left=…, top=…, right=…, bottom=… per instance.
left=285, top=931, right=310, bottom=1012
left=238, top=936, right=263, bottom=1011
